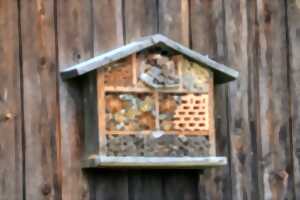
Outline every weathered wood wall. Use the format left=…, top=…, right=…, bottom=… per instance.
left=1, top=0, right=299, bottom=199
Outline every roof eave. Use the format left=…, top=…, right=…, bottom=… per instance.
left=60, top=34, right=239, bottom=83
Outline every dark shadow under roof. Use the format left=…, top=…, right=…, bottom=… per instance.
left=60, top=34, right=239, bottom=84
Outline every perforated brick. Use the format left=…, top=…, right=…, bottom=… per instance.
left=173, top=94, right=209, bottom=131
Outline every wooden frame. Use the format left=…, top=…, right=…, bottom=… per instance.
left=95, top=53, right=216, bottom=159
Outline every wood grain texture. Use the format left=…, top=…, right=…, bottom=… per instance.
left=163, top=171, right=199, bottom=200
left=190, top=0, right=226, bottom=61
left=224, top=0, right=261, bottom=199
left=20, top=0, right=61, bottom=199
left=128, top=171, right=164, bottom=200
left=82, top=73, right=99, bottom=157
left=124, top=0, right=158, bottom=42
left=93, top=170, right=129, bottom=200
left=93, top=0, right=123, bottom=55
left=0, top=0, right=23, bottom=200
left=2, top=1, right=300, bottom=199
left=190, top=0, right=232, bottom=199
left=256, top=0, right=293, bottom=199
left=57, top=0, right=93, bottom=199
left=287, top=0, right=300, bottom=198
left=158, top=0, right=189, bottom=46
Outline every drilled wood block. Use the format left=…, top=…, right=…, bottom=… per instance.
left=104, top=59, right=133, bottom=87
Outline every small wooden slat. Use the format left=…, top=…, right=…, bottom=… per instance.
left=154, top=92, right=160, bottom=130
left=132, top=54, right=138, bottom=86
left=104, top=86, right=208, bottom=94
left=106, top=130, right=210, bottom=136
left=208, top=70, right=216, bottom=155
left=83, top=156, right=227, bottom=168
left=98, top=71, right=107, bottom=155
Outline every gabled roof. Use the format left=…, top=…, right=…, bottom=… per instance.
left=60, top=34, right=238, bottom=84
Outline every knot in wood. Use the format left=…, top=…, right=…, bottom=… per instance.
left=41, top=183, right=51, bottom=196
left=0, top=112, right=13, bottom=121
left=274, top=170, right=289, bottom=181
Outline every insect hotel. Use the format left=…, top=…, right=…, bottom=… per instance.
left=61, top=34, right=238, bottom=168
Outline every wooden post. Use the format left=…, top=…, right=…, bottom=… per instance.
left=97, top=70, right=107, bottom=155
left=208, top=70, right=216, bottom=156
left=132, top=53, right=138, bottom=86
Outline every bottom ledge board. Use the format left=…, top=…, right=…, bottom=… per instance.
left=82, top=156, right=227, bottom=169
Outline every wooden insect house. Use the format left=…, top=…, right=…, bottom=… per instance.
left=61, top=34, right=238, bottom=168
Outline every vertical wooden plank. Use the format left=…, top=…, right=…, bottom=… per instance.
left=158, top=0, right=190, bottom=46
left=97, top=71, right=106, bottom=156
left=124, top=1, right=164, bottom=199
left=190, top=1, right=232, bottom=199
left=82, top=72, right=99, bottom=157
left=247, top=1, right=263, bottom=199
left=208, top=72, right=216, bottom=156
left=190, top=0, right=226, bottom=61
left=57, top=0, right=93, bottom=199
left=92, top=1, right=129, bottom=200
left=128, top=171, right=164, bottom=200
left=20, top=0, right=61, bottom=199
left=287, top=0, right=300, bottom=198
left=132, top=54, right=138, bottom=86
left=0, top=0, right=23, bottom=199
left=93, top=0, right=123, bottom=55
left=223, top=0, right=261, bottom=199
left=163, top=171, right=199, bottom=200
left=125, top=0, right=158, bottom=42
left=94, top=170, right=129, bottom=200
left=256, top=0, right=293, bottom=199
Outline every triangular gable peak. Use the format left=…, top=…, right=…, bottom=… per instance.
left=60, top=34, right=238, bottom=84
